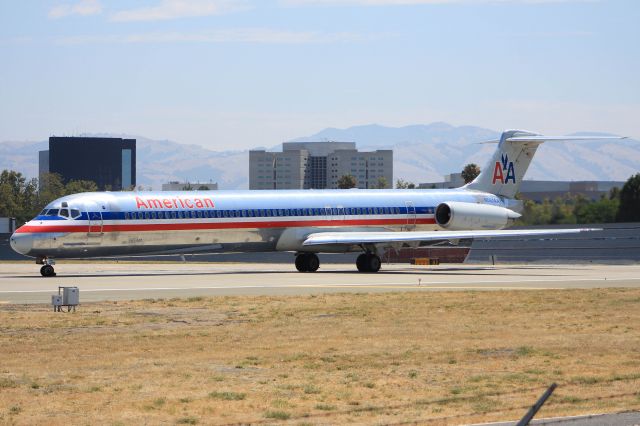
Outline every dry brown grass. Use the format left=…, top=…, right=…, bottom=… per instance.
left=1, top=289, right=639, bottom=425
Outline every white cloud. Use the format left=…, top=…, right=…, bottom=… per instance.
left=55, top=28, right=375, bottom=44
left=48, top=0, right=103, bottom=19
left=110, top=0, right=248, bottom=22
left=281, top=0, right=594, bottom=5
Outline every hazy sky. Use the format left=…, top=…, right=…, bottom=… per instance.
left=1, top=0, right=638, bottom=150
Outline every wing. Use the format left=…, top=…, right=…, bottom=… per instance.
left=302, top=228, right=601, bottom=246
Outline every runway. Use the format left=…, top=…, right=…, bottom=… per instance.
left=1, top=262, right=639, bottom=304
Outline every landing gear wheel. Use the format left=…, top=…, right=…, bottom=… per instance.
left=295, top=253, right=320, bottom=272
left=306, top=253, right=320, bottom=272
left=356, top=253, right=381, bottom=273
left=295, top=254, right=306, bottom=272
left=367, top=254, right=381, bottom=273
left=356, top=254, right=368, bottom=272
left=40, top=265, right=56, bottom=277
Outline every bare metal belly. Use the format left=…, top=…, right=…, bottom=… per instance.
left=40, top=223, right=439, bottom=259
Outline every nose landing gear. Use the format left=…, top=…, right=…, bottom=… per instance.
left=40, top=265, right=56, bottom=277
left=37, top=257, right=56, bottom=277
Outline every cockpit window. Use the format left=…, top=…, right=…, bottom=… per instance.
left=71, top=209, right=81, bottom=218
left=46, top=209, right=59, bottom=216
left=60, top=209, right=69, bottom=218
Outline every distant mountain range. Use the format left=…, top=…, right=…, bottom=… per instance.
left=1, top=123, right=637, bottom=190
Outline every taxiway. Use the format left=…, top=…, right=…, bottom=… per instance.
left=1, top=262, right=639, bottom=304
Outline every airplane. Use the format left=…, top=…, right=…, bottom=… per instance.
left=10, top=130, right=624, bottom=277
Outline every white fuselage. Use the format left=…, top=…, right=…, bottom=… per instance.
left=11, top=188, right=507, bottom=259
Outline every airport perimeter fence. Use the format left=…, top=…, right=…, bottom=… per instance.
left=466, top=223, right=640, bottom=264
left=2, top=223, right=639, bottom=264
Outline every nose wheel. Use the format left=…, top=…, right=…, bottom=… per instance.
left=40, top=264, right=56, bottom=277
left=295, top=253, right=320, bottom=272
left=356, top=253, right=381, bottom=273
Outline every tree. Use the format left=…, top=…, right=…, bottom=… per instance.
left=372, top=176, right=389, bottom=189
left=65, top=179, right=98, bottom=194
left=0, top=170, right=39, bottom=224
left=395, top=179, right=415, bottom=189
left=617, top=173, right=640, bottom=222
left=461, top=163, right=481, bottom=184
left=0, top=169, right=104, bottom=225
left=337, top=174, right=357, bottom=189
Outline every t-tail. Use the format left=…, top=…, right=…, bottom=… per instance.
left=464, top=129, right=626, bottom=199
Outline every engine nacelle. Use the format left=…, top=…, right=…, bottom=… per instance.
left=435, top=201, right=521, bottom=231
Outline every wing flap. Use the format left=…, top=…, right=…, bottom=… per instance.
left=302, top=228, right=601, bottom=246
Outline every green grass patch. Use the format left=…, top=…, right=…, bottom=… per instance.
left=264, top=410, right=290, bottom=420
left=208, top=391, right=246, bottom=401
left=176, top=416, right=198, bottom=424
left=315, top=404, right=336, bottom=411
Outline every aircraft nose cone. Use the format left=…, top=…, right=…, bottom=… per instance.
left=10, top=232, right=33, bottom=256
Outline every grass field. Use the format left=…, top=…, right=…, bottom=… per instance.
left=1, top=289, right=639, bottom=425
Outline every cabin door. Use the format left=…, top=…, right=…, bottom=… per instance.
left=87, top=210, right=104, bottom=237
left=405, top=201, right=416, bottom=230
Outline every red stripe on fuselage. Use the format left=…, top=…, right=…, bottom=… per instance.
left=15, top=218, right=436, bottom=234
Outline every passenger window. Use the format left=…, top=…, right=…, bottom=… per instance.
left=242, top=210, right=247, bottom=217
left=197, top=211, right=202, bottom=218
left=144, top=212, right=150, bottom=219
left=124, top=212, right=129, bottom=220
left=151, top=212, right=156, bottom=219
left=60, top=209, right=69, bottom=218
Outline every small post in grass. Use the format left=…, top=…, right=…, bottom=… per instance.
left=517, top=383, right=557, bottom=426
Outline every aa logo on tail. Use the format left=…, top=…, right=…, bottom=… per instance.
left=492, top=153, right=516, bottom=185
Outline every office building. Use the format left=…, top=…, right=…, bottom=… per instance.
left=249, top=142, right=393, bottom=190
left=40, top=137, right=136, bottom=191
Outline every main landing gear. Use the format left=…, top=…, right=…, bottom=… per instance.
left=356, top=253, right=381, bottom=273
left=295, top=253, right=320, bottom=272
left=38, top=257, right=56, bottom=277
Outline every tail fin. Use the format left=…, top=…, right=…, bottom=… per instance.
left=464, top=130, right=626, bottom=199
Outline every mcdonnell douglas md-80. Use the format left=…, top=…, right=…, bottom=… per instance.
left=10, top=130, right=624, bottom=277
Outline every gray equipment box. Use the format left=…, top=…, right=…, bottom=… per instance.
left=51, top=294, right=63, bottom=306
left=62, top=287, right=79, bottom=305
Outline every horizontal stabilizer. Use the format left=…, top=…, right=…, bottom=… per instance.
left=302, top=228, right=601, bottom=246
left=506, top=135, right=626, bottom=143
left=478, top=135, right=626, bottom=144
